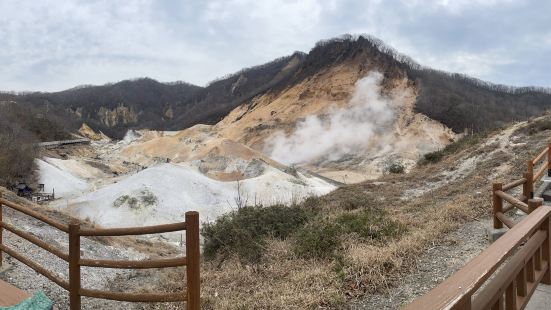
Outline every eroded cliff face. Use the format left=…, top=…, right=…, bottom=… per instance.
left=97, top=105, right=139, bottom=127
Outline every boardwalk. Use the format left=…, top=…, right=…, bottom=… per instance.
left=0, top=279, right=29, bottom=306
left=36, top=138, right=90, bottom=148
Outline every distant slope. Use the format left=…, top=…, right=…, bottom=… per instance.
left=14, top=53, right=304, bottom=139
left=408, top=68, right=551, bottom=132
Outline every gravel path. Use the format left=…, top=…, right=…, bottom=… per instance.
left=349, top=218, right=491, bottom=309
left=0, top=207, right=177, bottom=310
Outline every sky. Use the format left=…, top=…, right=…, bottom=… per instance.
left=0, top=0, right=550, bottom=92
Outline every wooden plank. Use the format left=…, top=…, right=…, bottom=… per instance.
left=495, top=191, right=529, bottom=213
left=502, top=178, right=527, bottom=191
left=79, top=256, right=186, bottom=269
left=472, top=230, right=547, bottom=309
left=533, top=164, right=547, bottom=183
left=403, top=206, right=551, bottom=310
left=496, top=212, right=516, bottom=228
left=0, top=280, right=30, bottom=306
left=186, top=211, right=201, bottom=310
left=532, top=147, right=549, bottom=165
left=79, top=222, right=186, bottom=236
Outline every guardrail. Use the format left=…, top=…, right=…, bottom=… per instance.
left=404, top=205, right=551, bottom=310
left=0, top=194, right=200, bottom=310
left=492, top=145, right=551, bottom=229
left=36, top=139, right=91, bottom=148
left=528, top=144, right=551, bottom=197
left=405, top=144, right=551, bottom=309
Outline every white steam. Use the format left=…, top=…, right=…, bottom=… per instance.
left=266, top=71, right=402, bottom=165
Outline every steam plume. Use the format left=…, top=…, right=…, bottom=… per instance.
left=266, top=71, right=401, bottom=165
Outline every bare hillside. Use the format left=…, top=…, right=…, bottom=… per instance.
left=190, top=114, right=551, bottom=309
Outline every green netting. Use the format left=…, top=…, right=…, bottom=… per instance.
left=0, top=291, right=53, bottom=310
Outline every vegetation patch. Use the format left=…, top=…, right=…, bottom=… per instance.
left=514, top=117, right=551, bottom=136
left=383, top=158, right=405, bottom=174
left=201, top=204, right=312, bottom=263
left=292, top=220, right=340, bottom=259
left=292, top=208, right=405, bottom=260
left=112, top=189, right=158, bottom=211
left=421, top=134, right=483, bottom=164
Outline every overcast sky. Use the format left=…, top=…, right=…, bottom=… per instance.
left=1, top=0, right=549, bottom=92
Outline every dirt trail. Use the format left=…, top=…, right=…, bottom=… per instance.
left=350, top=218, right=490, bottom=309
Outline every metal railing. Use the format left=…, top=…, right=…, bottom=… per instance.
left=0, top=194, right=200, bottom=310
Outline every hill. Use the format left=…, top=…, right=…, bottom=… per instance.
left=193, top=113, right=551, bottom=308
left=14, top=53, right=304, bottom=139
left=5, top=34, right=551, bottom=141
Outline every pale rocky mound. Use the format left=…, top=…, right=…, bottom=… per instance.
left=40, top=128, right=336, bottom=230
left=119, top=126, right=288, bottom=182
left=78, top=123, right=111, bottom=141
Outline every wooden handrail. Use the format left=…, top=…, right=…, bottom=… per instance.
left=403, top=206, right=551, bottom=309
left=495, top=212, right=515, bottom=228
left=532, top=147, right=549, bottom=165
left=79, top=257, right=186, bottom=269
left=472, top=230, right=548, bottom=310
left=80, top=288, right=187, bottom=302
left=78, top=222, right=187, bottom=236
left=495, top=190, right=529, bottom=213
left=0, top=221, right=69, bottom=261
left=0, top=244, right=69, bottom=290
left=494, top=145, right=551, bottom=229
left=534, top=163, right=548, bottom=182
left=0, top=197, right=69, bottom=232
left=502, top=177, right=526, bottom=191
left=0, top=195, right=200, bottom=310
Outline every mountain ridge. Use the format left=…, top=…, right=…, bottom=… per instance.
left=3, top=34, right=551, bottom=140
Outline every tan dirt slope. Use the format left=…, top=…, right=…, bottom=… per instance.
left=121, top=58, right=457, bottom=183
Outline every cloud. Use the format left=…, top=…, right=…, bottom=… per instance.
left=0, top=0, right=549, bottom=91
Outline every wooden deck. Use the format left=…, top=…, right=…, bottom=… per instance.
left=0, top=279, right=29, bottom=306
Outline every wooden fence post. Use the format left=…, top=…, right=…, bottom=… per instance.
left=69, top=223, right=81, bottom=310
left=528, top=161, right=535, bottom=199
left=523, top=172, right=531, bottom=203
left=548, top=143, right=551, bottom=177
left=528, top=198, right=543, bottom=213
left=493, top=183, right=504, bottom=229
left=185, top=211, right=200, bottom=310
left=0, top=193, right=3, bottom=268
left=543, top=216, right=551, bottom=285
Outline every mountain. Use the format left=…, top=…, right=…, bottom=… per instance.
left=4, top=34, right=551, bottom=141
left=13, top=53, right=304, bottom=139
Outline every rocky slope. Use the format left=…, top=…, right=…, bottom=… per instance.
left=36, top=129, right=336, bottom=232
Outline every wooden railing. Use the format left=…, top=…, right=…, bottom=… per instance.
left=405, top=144, right=551, bottom=309
left=492, top=145, right=551, bottom=229
left=528, top=144, right=551, bottom=197
left=404, top=205, right=551, bottom=310
left=0, top=194, right=200, bottom=310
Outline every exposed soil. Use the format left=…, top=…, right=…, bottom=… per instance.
left=350, top=218, right=490, bottom=309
